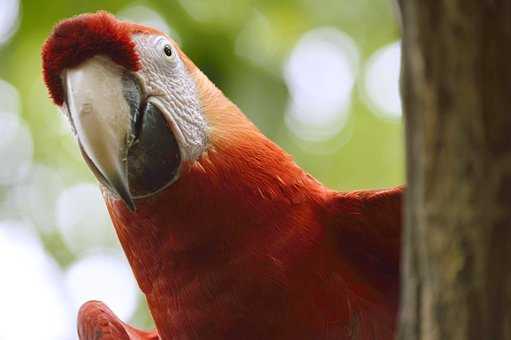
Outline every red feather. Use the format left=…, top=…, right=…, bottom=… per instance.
left=41, top=11, right=158, bottom=105
left=78, top=301, right=158, bottom=340
left=103, top=130, right=403, bottom=339
left=42, top=12, right=404, bottom=340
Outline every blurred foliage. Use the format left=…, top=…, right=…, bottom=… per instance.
left=0, top=0, right=402, bottom=331
left=0, top=0, right=402, bottom=190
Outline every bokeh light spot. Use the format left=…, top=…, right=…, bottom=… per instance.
left=118, top=5, right=180, bottom=44
left=0, top=80, right=32, bottom=185
left=0, top=112, right=33, bottom=185
left=11, top=164, right=65, bottom=231
left=178, top=0, right=249, bottom=25
left=0, top=221, right=72, bottom=340
left=0, top=78, right=21, bottom=113
left=65, top=253, right=138, bottom=322
left=56, top=183, right=117, bottom=254
left=0, top=0, right=20, bottom=45
left=363, top=41, right=402, bottom=119
left=284, top=28, right=359, bottom=141
left=235, top=11, right=274, bottom=68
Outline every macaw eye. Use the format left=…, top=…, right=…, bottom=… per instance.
left=164, top=45, right=172, bottom=57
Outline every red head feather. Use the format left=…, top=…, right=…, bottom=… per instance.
left=42, top=12, right=403, bottom=339
left=42, top=11, right=157, bottom=105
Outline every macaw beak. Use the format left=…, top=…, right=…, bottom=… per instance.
left=64, top=55, right=182, bottom=211
left=64, top=56, right=139, bottom=210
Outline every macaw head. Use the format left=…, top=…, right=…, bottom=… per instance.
left=42, top=12, right=215, bottom=210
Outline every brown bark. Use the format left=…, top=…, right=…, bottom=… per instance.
left=397, top=1, right=511, bottom=339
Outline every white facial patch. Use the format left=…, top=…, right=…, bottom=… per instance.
left=132, top=34, right=208, bottom=161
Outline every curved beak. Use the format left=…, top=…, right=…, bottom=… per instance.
left=64, top=56, right=139, bottom=210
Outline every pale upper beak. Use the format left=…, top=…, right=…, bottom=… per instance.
left=65, top=56, right=137, bottom=209
left=63, top=56, right=181, bottom=211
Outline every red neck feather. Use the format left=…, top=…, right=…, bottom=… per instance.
left=104, top=130, right=339, bottom=338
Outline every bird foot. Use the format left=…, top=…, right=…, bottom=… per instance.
left=77, top=300, right=159, bottom=340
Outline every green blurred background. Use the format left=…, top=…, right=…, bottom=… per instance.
left=0, top=0, right=402, bottom=339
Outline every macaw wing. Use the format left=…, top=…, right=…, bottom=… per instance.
left=328, top=186, right=404, bottom=293
left=77, top=300, right=159, bottom=340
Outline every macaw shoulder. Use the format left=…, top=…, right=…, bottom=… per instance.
left=324, top=186, right=404, bottom=280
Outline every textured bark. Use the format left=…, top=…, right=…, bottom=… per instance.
left=397, top=1, right=511, bottom=340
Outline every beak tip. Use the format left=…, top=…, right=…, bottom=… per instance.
left=105, top=176, right=136, bottom=212
left=125, top=198, right=136, bottom=212
left=120, top=194, right=136, bottom=212
left=115, top=183, right=136, bottom=212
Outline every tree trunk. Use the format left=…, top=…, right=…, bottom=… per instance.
left=397, top=1, right=511, bottom=339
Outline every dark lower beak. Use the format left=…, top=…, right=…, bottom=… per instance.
left=64, top=56, right=181, bottom=211
left=65, top=56, right=137, bottom=210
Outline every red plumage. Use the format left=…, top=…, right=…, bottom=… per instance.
left=42, top=12, right=404, bottom=340
left=78, top=301, right=159, bottom=339
left=102, top=130, right=402, bottom=340
left=42, top=12, right=155, bottom=105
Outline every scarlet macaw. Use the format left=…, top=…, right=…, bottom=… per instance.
left=42, top=12, right=403, bottom=340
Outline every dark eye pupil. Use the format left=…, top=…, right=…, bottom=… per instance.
left=164, top=45, right=172, bottom=57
